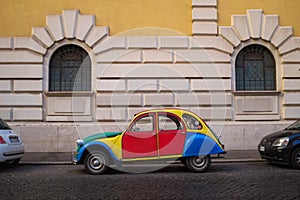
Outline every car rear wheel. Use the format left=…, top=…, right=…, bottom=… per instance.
left=84, top=151, right=108, bottom=175
left=291, top=148, right=300, bottom=169
left=5, top=158, right=21, bottom=167
left=185, top=155, right=211, bottom=172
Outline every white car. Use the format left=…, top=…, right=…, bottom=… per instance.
left=0, top=118, right=24, bottom=166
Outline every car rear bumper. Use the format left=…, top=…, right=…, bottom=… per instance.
left=0, top=144, right=24, bottom=162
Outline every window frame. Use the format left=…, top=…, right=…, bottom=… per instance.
left=49, top=44, right=92, bottom=92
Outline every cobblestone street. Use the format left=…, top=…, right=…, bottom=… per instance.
left=0, top=162, right=299, bottom=200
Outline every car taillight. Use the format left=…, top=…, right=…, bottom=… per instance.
left=0, top=136, right=6, bottom=144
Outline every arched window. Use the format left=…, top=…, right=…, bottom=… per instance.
left=49, top=44, right=91, bottom=91
left=235, top=44, right=276, bottom=91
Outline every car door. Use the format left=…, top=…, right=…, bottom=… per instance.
left=158, top=113, right=186, bottom=156
left=122, top=113, right=158, bottom=159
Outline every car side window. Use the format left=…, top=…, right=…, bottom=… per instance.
left=130, top=115, right=154, bottom=132
left=182, top=114, right=202, bottom=130
left=158, top=114, right=183, bottom=131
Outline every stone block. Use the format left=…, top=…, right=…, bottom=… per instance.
left=193, top=21, right=217, bottom=35
left=232, top=15, right=250, bottom=41
left=0, top=94, right=42, bottom=106
left=96, top=79, right=126, bottom=91
left=190, top=36, right=234, bottom=54
left=14, top=80, right=42, bottom=92
left=219, top=26, right=241, bottom=47
left=85, top=26, right=109, bottom=47
left=247, top=10, right=263, bottom=39
left=159, top=79, right=190, bottom=91
left=127, top=79, right=158, bottom=91
left=32, top=27, right=54, bottom=47
left=0, top=108, right=11, bottom=120
left=283, top=64, right=300, bottom=78
left=0, top=37, right=12, bottom=49
left=127, top=36, right=157, bottom=49
left=271, top=26, right=293, bottom=47
left=76, top=14, right=95, bottom=41
left=191, top=79, right=231, bottom=91
left=284, top=107, right=300, bottom=119
left=46, top=15, right=64, bottom=41
left=0, top=50, right=43, bottom=63
left=143, top=50, right=173, bottom=63
left=62, top=10, right=79, bottom=38
left=96, top=49, right=141, bottom=63
left=13, top=108, right=42, bottom=121
left=192, top=7, right=217, bottom=21
left=261, top=15, right=279, bottom=41
left=282, top=50, right=300, bottom=63
left=279, top=37, right=300, bottom=55
left=0, top=80, right=11, bottom=91
left=94, top=36, right=126, bottom=54
left=96, top=93, right=142, bottom=106
left=283, top=93, right=300, bottom=105
left=175, top=49, right=230, bottom=63
left=144, top=93, right=174, bottom=106
left=175, top=93, right=231, bottom=106
left=192, top=0, right=217, bottom=6
left=96, top=107, right=127, bottom=121
left=283, top=79, right=300, bottom=90
left=14, top=37, right=46, bottom=54
left=159, top=36, right=189, bottom=49
left=189, top=107, right=232, bottom=120
left=18, top=125, right=59, bottom=152
left=0, top=64, right=43, bottom=78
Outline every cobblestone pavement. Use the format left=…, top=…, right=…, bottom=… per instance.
left=0, top=162, right=299, bottom=200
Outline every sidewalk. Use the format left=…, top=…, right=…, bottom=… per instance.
left=20, top=150, right=263, bottom=165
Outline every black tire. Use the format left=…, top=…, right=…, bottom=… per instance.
left=185, top=155, right=211, bottom=172
left=5, top=158, right=21, bottom=167
left=291, top=148, right=300, bottom=169
left=84, top=151, right=108, bottom=175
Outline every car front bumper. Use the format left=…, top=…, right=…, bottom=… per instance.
left=258, top=144, right=292, bottom=164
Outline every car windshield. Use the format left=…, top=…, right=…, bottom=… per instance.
left=285, top=120, right=300, bottom=130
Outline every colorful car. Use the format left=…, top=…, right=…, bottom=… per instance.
left=72, top=108, right=226, bottom=174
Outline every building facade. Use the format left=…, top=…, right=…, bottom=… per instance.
left=0, top=0, right=300, bottom=152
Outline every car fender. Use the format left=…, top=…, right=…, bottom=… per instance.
left=183, top=132, right=225, bottom=157
left=77, top=141, right=119, bottom=163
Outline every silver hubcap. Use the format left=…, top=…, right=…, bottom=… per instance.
left=89, top=156, right=104, bottom=171
left=191, top=156, right=206, bottom=168
left=295, top=151, right=300, bottom=165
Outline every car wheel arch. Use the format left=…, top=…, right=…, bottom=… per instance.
left=82, top=144, right=115, bottom=166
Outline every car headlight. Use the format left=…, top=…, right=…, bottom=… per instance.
left=272, top=137, right=289, bottom=148
left=76, top=139, right=84, bottom=147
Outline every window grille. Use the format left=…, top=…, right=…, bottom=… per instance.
left=235, top=44, right=276, bottom=91
left=49, top=44, right=91, bottom=91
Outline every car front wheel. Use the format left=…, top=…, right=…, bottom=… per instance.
left=185, top=155, right=211, bottom=172
left=84, top=151, right=108, bottom=175
left=291, top=148, right=300, bottom=169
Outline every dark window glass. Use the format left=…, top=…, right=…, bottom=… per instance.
left=235, top=44, right=276, bottom=91
left=49, top=45, right=91, bottom=91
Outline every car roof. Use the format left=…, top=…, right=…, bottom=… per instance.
left=134, top=108, right=197, bottom=117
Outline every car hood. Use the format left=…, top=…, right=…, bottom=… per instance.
left=263, top=129, right=299, bottom=140
left=83, top=132, right=123, bottom=143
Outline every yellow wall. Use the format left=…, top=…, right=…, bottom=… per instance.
left=218, top=0, right=300, bottom=37
left=0, top=0, right=192, bottom=37
left=1, top=0, right=300, bottom=37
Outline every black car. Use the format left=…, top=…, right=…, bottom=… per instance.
left=258, top=120, right=300, bottom=169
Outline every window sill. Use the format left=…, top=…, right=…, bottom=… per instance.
left=233, top=91, right=281, bottom=96
left=45, top=91, right=94, bottom=97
